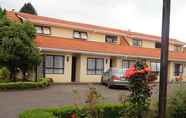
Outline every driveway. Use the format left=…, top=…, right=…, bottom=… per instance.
left=0, top=84, right=129, bottom=118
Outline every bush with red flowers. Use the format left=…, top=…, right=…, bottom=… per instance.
left=123, top=61, right=157, bottom=118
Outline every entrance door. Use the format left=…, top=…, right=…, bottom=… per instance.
left=110, top=59, right=113, bottom=68
left=71, top=56, right=77, bottom=82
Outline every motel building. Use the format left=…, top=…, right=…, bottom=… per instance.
left=6, top=11, right=186, bottom=83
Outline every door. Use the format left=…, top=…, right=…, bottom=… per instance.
left=71, top=56, right=77, bottom=82
left=110, top=59, right=113, bottom=68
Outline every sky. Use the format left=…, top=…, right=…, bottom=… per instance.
left=1, top=0, right=186, bottom=42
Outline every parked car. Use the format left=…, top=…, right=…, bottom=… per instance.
left=101, top=68, right=129, bottom=88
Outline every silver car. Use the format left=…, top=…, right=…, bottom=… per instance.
left=101, top=68, right=129, bottom=88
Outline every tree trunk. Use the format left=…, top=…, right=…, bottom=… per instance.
left=34, top=65, right=38, bottom=82
left=9, top=62, right=16, bottom=82
left=10, top=68, right=16, bottom=82
left=23, top=70, right=26, bottom=81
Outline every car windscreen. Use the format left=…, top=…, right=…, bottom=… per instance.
left=112, top=69, right=125, bottom=77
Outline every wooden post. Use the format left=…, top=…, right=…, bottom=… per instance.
left=158, top=0, right=171, bottom=118
left=43, top=55, right=46, bottom=78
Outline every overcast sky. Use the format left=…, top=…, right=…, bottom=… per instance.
left=1, top=0, right=186, bottom=42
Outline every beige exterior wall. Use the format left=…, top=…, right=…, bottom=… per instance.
left=182, top=64, right=186, bottom=81
left=127, top=38, right=155, bottom=48
left=41, top=51, right=186, bottom=83
left=43, top=53, right=111, bottom=83
left=50, top=26, right=121, bottom=44
left=51, top=27, right=73, bottom=38
left=142, top=41, right=155, bottom=48
left=44, top=51, right=72, bottom=83
left=169, top=44, right=175, bottom=51
left=88, top=32, right=105, bottom=42
left=169, top=44, right=183, bottom=52
left=127, top=38, right=133, bottom=46
left=79, top=55, right=110, bottom=83
left=126, top=38, right=183, bottom=52
left=168, top=62, right=174, bottom=82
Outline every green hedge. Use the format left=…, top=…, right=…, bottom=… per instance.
left=19, top=110, right=56, bottom=118
left=19, top=104, right=126, bottom=118
left=0, top=78, right=52, bottom=90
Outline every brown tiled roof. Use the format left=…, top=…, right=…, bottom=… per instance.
left=5, top=11, right=186, bottom=61
left=127, top=32, right=185, bottom=45
left=6, top=11, right=186, bottom=45
left=5, top=10, right=20, bottom=22
left=35, top=35, right=186, bottom=62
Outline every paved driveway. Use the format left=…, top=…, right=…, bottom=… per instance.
left=0, top=84, right=129, bottom=118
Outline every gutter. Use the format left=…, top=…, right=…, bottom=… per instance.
left=39, top=47, right=157, bottom=58
left=38, top=47, right=186, bottom=62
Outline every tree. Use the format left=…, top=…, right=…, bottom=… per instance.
left=0, top=17, right=41, bottom=81
left=19, top=2, right=38, bottom=15
left=0, top=6, right=5, bottom=18
left=17, top=22, right=41, bottom=81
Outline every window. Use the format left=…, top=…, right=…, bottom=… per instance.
left=155, top=42, right=161, bottom=48
left=174, top=64, right=183, bottom=76
left=132, top=39, right=142, bottom=47
left=87, top=58, right=104, bottom=75
left=35, top=26, right=42, bottom=34
left=105, top=35, right=118, bottom=43
left=73, top=31, right=88, bottom=39
left=122, top=60, right=136, bottom=70
left=43, top=27, right=51, bottom=35
left=175, top=45, right=182, bottom=52
left=45, top=55, right=64, bottom=74
left=150, top=62, right=160, bottom=72
left=35, top=26, right=51, bottom=35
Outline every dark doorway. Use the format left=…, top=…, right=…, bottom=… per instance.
left=71, top=56, right=77, bottom=82
left=110, top=59, right=113, bottom=68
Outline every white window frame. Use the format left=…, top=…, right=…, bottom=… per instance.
left=87, top=58, right=104, bottom=75
left=132, top=39, right=142, bottom=47
left=45, top=55, right=64, bottom=74
left=150, top=61, right=160, bottom=72
left=35, top=26, right=51, bottom=35
left=105, top=35, right=118, bottom=43
left=73, top=31, right=88, bottom=40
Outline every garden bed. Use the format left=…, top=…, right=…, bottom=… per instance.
left=0, top=78, right=53, bottom=90
left=19, top=104, right=126, bottom=118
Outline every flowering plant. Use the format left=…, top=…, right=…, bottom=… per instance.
left=71, top=112, right=76, bottom=118
left=125, top=62, right=156, bottom=82
left=122, top=62, right=156, bottom=118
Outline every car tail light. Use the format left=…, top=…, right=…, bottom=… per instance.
left=112, top=76, right=120, bottom=80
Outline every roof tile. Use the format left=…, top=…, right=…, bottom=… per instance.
left=35, top=35, right=186, bottom=61
left=6, top=11, right=186, bottom=45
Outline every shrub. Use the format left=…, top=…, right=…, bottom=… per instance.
left=20, top=109, right=56, bottom=118
left=19, top=104, right=126, bottom=118
left=0, top=78, right=52, bottom=90
left=0, top=67, right=10, bottom=79
left=123, top=62, right=156, bottom=118
left=167, top=87, right=186, bottom=118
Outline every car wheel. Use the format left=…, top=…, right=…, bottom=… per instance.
left=107, top=81, right=112, bottom=88
left=101, top=77, right=105, bottom=85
